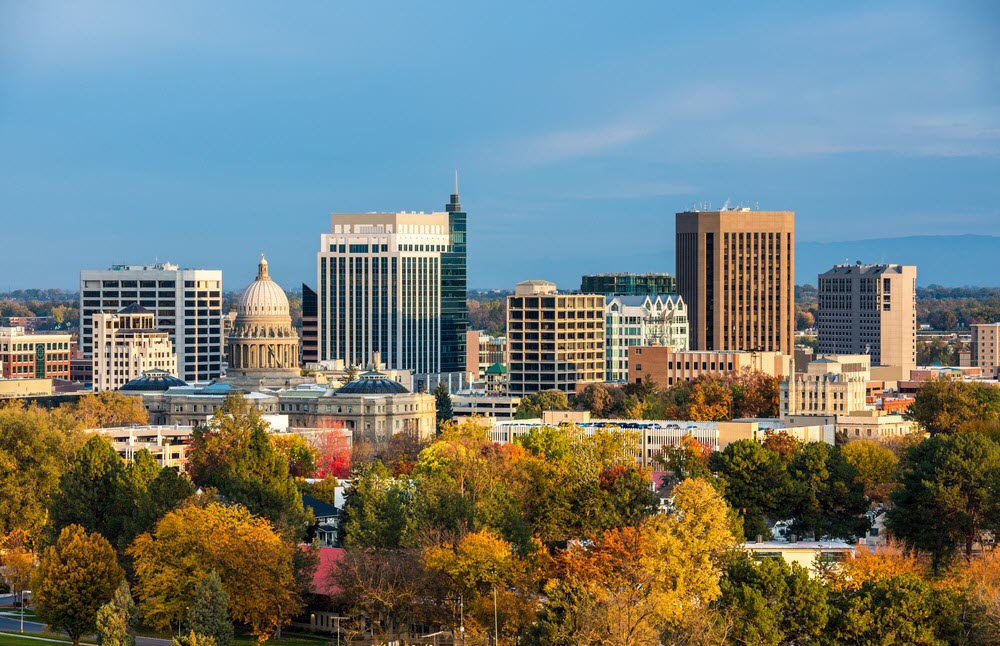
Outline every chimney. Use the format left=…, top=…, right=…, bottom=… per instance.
left=789, top=534, right=797, bottom=543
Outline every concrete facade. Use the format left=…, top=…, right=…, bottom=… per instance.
left=781, top=354, right=870, bottom=417
left=92, top=306, right=178, bottom=392
left=627, top=345, right=793, bottom=387
left=506, top=280, right=605, bottom=396
left=836, top=410, right=917, bottom=442
left=676, top=209, right=795, bottom=355
left=465, top=330, right=507, bottom=380
left=817, top=263, right=917, bottom=378
left=80, top=263, right=223, bottom=382
left=971, top=323, right=1000, bottom=378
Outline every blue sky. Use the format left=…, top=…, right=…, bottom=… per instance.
left=1, top=1, right=998, bottom=290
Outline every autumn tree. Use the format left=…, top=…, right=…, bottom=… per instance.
left=71, top=391, right=149, bottom=429
left=33, top=525, right=125, bottom=646
left=887, top=432, right=1000, bottom=569
left=515, top=390, right=570, bottom=419
left=655, top=435, right=713, bottom=485
left=314, top=429, right=352, bottom=478
left=188, top=571, right=233, bottom=646
left=187, top=393, right=307, bottom=535
left=0, top=531, right=34, bottom=611
left=761, top=429, right=801, bottom=462
left=130, top=501, right=301, bottom=643
left=270, top=433, right=318, bottom=478
left=686, top=379, right=732, bottom=421
left=96, top=581, right=137, bottom=646
left=710, top=440, right=791, bottom=539
left=841, top=440, right=899, bottom=504
left=0, top=403, right=82, bottom=543
left=907, top=376, right=1000, bottom=434
left=577, top=383, right=614, bottom=417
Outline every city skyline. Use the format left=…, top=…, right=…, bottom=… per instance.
left=2, top=1, right=999, bottom=290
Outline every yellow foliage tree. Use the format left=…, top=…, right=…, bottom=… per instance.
left=826, top=540, right=929, bottom=591
left=686, top=380, right=731, bottom=421
left=129, top=501, right=301, bottom=643
left=71, top=391, right=149, bottom=429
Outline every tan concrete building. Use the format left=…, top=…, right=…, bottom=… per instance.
left=278, top=372, right=436, bottom=443
left=0, top=377, right=53, bottom=399
left=817, top=263, right=917, bottom=378
left=506, top=280, right=605, bottom=396
left=627, top=345, right=792, bottom=387
left=836, top=410, right=917, bottom=442
left=781, top=354, right=870, bottom=417
left=676, top=209, right=795, bottom=355
left=971, top=323, right=1000, bottom=378
left=93, top=305, right=178, bottom=392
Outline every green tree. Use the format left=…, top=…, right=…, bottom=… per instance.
left=515, top=390, right=570, bottom=419
left=0, top=403, right=83, bottom=544
left=33, top=525, right=125, bottom=646
left=48, top=435, right=128, bottom=547
left=907, top=376, right=1000, bottom=434
left=340, top=461, right=411, bottom=548
left=841, top=440, right=899, bottom=504
left=433, top=382, right=454, bottom=428
left=710, top=440, right=791, bottom=539
left=128, top=466, right=196, bottom=543
left=655, top=435, right=713, bottom=485
left=887, top=433, right=1000, bottom=569
left=577, top=383, right=613, bottom=417
left=173, top=632, right=217, bottom=646
left=96, top=581, right=137, bottom=646
left=188, top=393, right=307, bottom=536
left=827, top=574, right=963, bottom=644
left=716, top=554, right=829, bottom=646
left=786, top=443, right=869, bottom=540
left=187, top=572, right=233, bottom=646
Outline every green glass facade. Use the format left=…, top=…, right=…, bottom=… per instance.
left=580, top=273, right=677, bottom=296
left=441, top=191, right=468, bottom=373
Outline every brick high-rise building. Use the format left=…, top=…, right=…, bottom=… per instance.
left=971, top=323, right=1000, bottom=378
left=817, top=263, right=916, bottom=377
left=675, top=209, right=795, bottom=355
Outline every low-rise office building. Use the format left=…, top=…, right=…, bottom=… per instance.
left=628, top=346, right=793, bottom=387
left=742, top=540, right=855, bottom=573
left=836, top=411, right=917, bottom=442
left=452, top=390, right=522, bottom=420
left=605, top=295, right=688, bottom=383
left=0, top=326, right=72, bottom=380
left=0, top=377, right=54, bottom=399
left=781, top=355, right=870, bottom=417
left=465, top=330, right=507, bottom=381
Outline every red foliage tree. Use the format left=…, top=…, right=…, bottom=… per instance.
left=314, top=421, right=352, bottom=479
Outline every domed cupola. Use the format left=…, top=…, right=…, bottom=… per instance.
left=226, top=253, right=299, bottom=380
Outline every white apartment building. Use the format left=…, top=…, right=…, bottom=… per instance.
left=316, top=211, right=450, bottom=376
left=605, top=294, right=688, bottom=382
left=92, top=305, right=178, bottom=392
left=80, top=263, right=223, bottom=382
left=781, top=354, right=870, bottom=417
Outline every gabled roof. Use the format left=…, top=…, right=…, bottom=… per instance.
left=303, top=494, right=340, bottom=519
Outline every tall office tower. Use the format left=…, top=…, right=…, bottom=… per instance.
left=817, top=263, right=917, bottom=376
left=92, top=304, right=178, bottom=392
left=441, top=180, right=469, bottom=373
left=80, top=263, right=223, bottom=382
left=971, top=323, right=1000, bottom=378
left=317, top=204, right=460, bottom=376
left=506, top=280, right=605, bottom=396
left=581, top=273, right=677, bottom=296
left=675, top=209, right=795, bottom=355
left=301, top=284, right=318, bottom=364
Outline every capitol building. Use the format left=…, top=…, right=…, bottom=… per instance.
left=225, top=254, right=303, bottom=389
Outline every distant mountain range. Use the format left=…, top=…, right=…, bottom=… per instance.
left=472, top=234, right=1000, bottom=290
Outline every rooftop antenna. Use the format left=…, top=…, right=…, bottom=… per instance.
left=454, top=169, right=459, bottom=195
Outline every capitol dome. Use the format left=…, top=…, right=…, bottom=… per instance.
left=226, top=254, right=299, bottom=383
left=237, top=255, right=290, bottom=317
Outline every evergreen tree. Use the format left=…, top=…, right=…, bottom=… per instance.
left=187, top=572, right=233, bottom=646
left=709, top=440, right=791, bottom=539
left=96, top=581, right=137, bottom=646
left=786, top=443, right=869, bottom=540
left=433, top=382, right=453, bottom=428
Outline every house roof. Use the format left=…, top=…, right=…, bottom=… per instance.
left=303, top=494, right=340, bottom=519
left=309, top=546, right=345, bottom=597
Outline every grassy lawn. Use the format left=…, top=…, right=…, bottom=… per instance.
left=0, top=634, right=75, bottom=646
left=232, top=635, right=330, bottom=646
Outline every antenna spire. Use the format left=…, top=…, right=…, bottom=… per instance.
left=454, top=169, right=459, bottom=195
